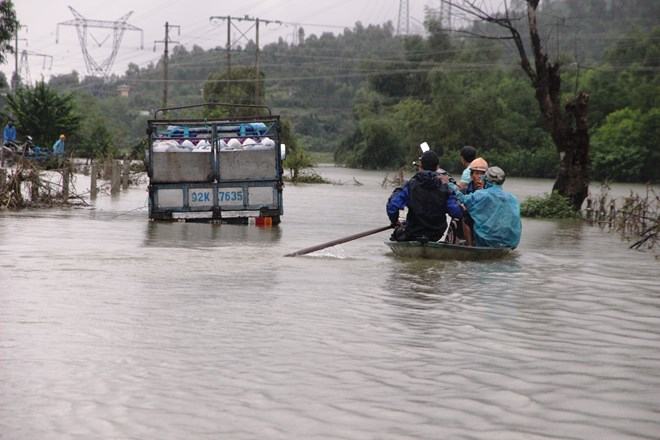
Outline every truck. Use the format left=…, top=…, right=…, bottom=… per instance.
left=146, top=104, right=284, bottom=224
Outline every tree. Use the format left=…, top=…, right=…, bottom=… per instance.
left=0, top=0, right=17, bottom=65
left=203, top=66, right=264, bottom=117
left=281, top=119, right=313, bottom=181
left=592, top=108, right=660, bottom=182
left=48, top=71, right=80, bottom=92
left=338, top=117, right=404, bottom=169
left=5, top=82, right=81, bottom=148
left=442, top=0, right=591, bottom=209
left=77, top=116, right=115, bottom=159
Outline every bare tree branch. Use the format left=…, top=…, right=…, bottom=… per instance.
left=450, top=28, right=516, bottom=40
left=441, top=0, right=590, bottom=209
left=441, top=0, right=535, bottom=81
left=510, top=24, right=536, bottom=81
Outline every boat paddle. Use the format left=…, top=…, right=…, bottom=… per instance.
left=284, top=225, right=394, bottom=257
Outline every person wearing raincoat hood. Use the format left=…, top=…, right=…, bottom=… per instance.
left=387, top=150, right=463, bottom=242
left=451, top=166, right=521, bottom=249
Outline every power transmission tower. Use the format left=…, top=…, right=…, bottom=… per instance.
left=56, top=6, right=144, bottom=77
left=397, top=0, right=410, bottom=35
left=439, top=0, right=453, bottom=29
left=209, top=15, right=282, bottom=105
left=18, top=50, right=29, bottom=85
left=18, top=50, right=53, bottom=86
left=154, top=22, right=180, bottom=111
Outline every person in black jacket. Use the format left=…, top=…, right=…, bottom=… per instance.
left=386, top=150, right=463, bottom=242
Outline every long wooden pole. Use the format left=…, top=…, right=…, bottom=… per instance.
left=285, top=225, right=393, bottom=257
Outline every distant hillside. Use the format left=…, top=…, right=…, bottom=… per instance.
left=41, top=0, right=658, bottom=169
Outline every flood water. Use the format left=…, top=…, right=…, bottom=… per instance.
left=1, top=165, right=659, bottom=439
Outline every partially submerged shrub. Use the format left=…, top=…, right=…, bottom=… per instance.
left=284, top=170, right=330, bottom=184
left=521, top=191, right=581, bottom=218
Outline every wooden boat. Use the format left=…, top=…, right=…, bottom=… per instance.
left=385, top=240, right=514, bottom=260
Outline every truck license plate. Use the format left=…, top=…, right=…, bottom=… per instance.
left=189, top=189, right=213, bottom=207
left=218, top=188, right=244, bottom=207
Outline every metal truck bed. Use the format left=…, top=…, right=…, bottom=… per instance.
left=146, top=104, right=284, bottom=223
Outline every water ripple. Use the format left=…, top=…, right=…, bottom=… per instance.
left=2, top=181, right=660, bottom=439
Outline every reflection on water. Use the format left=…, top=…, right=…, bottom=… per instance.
left=144, top=221, right=282, bottom=248
left=1, top=169, right=659, bottom=440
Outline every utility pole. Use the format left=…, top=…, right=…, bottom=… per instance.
left=154, top=22, right=180, bottom=111
left=209, top=16, right=233, bottom=75
left=227, top=16, right=231, bottom=75
left=255, top=18, right=260, bottom=105
left=209, top=15, right=282, bottom=104
left=12, top=23, right=27, bottom=90
left=14, top=24, right=17, bottom=89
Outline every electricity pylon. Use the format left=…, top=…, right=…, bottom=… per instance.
left=18, top=50, right=29, bottom=85
left=439, top=0, right=453, bottom=29
left=19, top=50, right=54, bottom=85
left=397, top=0, right=410, bottom=35
left=56, top=6, right=143, bottom=77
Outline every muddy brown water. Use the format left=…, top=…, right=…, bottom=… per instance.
left=1, top=166, right=659, bottom=439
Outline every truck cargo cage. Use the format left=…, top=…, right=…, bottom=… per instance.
left=146, top=103, right=284, bottom=223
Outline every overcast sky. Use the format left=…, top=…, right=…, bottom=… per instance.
left=4, top=0, right=462, bottom=83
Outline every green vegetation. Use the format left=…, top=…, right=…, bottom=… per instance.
left=5, top=82, right=81, bottom=149
left=0, top=1, right=17, bottom=63
left=203, top=66, right=264, bottom=117
left=284, top=171, right=330, bottom=184
left=521, top=192, right=582, bottom=219
left=0, top=0, right=657, bottom=185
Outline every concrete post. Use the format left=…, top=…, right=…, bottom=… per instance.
left=104, top=159, right=113, bottom=180
left=62, top=167, right=70, bottom=200
left=111, top=160, right=120, bottom=195
left=585, top=197, right=593, bottom=223
left=608, top=200, right=616, bottom=228
left=122, top=159, right=130, bottom=190
left=30, top=172, right=40, bottom=203
left=90, top=162, right=98, bottom=200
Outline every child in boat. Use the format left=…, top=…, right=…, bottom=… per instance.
left=461, top=157, right=488, bottom=245
left=457, top=145, right=477, bottom=191
left=464, top=157, right=488, bottom=194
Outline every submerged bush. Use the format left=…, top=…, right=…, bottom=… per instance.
left=521, top=191, right=581, bottom=218
left=284, top=170, right=330, bottom=184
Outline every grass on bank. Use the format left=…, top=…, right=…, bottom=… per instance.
left=521, top=191, right=581, bottom=219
